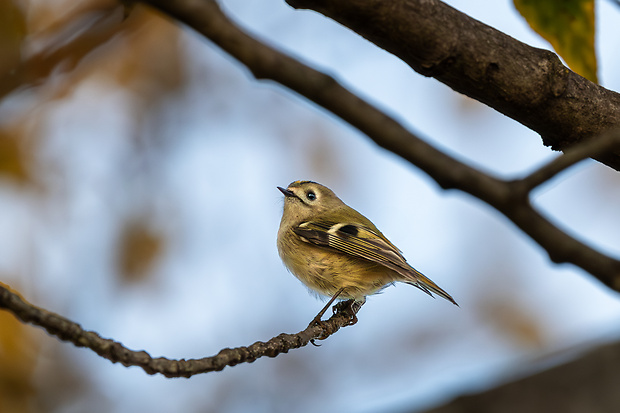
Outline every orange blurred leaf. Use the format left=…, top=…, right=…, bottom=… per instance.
left=110, top=6, right=184, bottom=93
left=0, top=286, right=39, bottom=413
left=0, top=128, right=32, bottom=185
left=479, top=297, right=547, bottom=349
left=117, top=217, right=165, bottom=283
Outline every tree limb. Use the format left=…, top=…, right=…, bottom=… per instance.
left=0, top=283, right=354, bottom=377
left=515, top=128, right=620, bottom=193
left=285, top=0, right=620, bottom=171
left=425, top=340, right=620, bottom=413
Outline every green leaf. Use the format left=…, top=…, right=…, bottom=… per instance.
left=514, top=0, right=598, bottom=83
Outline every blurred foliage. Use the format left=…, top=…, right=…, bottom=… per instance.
left=0, top=0, right=123, bottom=99
left=478, top=295, right=546, bottom=349
left=0, top=284, right=38, bottom=413
left=0, top=0, right=26, bottom=98
left=0, top=0, right=185, bottom=407
left=0, top=126, right=33, bottom=185
left=514, top=0, right=598, bottom=83
left=116, top=216, right=166, bottom=283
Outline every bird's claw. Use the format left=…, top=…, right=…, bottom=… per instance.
left=332, top=299, right=363, bottom=326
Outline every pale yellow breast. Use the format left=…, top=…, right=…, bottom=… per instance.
left=277, top=228, right=397, bottom=300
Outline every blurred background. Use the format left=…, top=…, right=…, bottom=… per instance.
left=1, top=0, right=620, bottom=412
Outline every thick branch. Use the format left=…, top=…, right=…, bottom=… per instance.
left=0, top=284, right=353, bottom=377
left=425, top=341, right=620, bottom=413
left=286, top=0, right=620, bottom=171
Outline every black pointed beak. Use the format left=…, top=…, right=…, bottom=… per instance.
left=277, top=186, right=296, bottom=197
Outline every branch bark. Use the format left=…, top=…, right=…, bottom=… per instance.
left=285, top=0, right=620, bottom=171
left=0, top=283, right=354, bottom=377
left=516, top=129, right=620, bottom=192
left=424, top=340, right=620, bottom=413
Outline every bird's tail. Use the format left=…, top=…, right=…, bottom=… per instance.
left=404, top=268, right=458, bottom=306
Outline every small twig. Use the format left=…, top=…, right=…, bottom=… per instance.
left=515, top=128, right=620, bottom=193
left=0, top=283, right=354, bottom=377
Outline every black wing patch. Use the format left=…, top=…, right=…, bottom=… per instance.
left=337, top=224, right=359, bottom=236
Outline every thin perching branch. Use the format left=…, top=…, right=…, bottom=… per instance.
left=0, top=283, right=355, bottom=377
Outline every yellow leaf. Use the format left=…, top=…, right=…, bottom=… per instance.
left=0, top=286, right=39, bottom=413
left=117, top=217, right=165, bottom=283
left=514, top=0, right=598, bottom=83
left=0, top=128, right=32, bottom=185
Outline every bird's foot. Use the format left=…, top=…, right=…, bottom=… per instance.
left=333, top=298, right=364, bottom=326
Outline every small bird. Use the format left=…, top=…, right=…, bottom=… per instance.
left=277, top=181, right=457, bottom=321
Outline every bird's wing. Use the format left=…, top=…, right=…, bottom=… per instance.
left=293, top=219, right=458, bottom=305
left=293, top=220, right=409, bottom=272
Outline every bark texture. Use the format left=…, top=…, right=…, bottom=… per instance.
left=287, top=0, right=620, bottom=170
left=425, top=341, right=620, bottom=413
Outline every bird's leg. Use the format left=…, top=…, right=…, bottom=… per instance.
left=333, top=297, right=365, bottom=326
left=309, top=287, right=345, bottom=327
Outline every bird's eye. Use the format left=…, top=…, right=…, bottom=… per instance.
left=306, top=191, right=316, bottom=201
